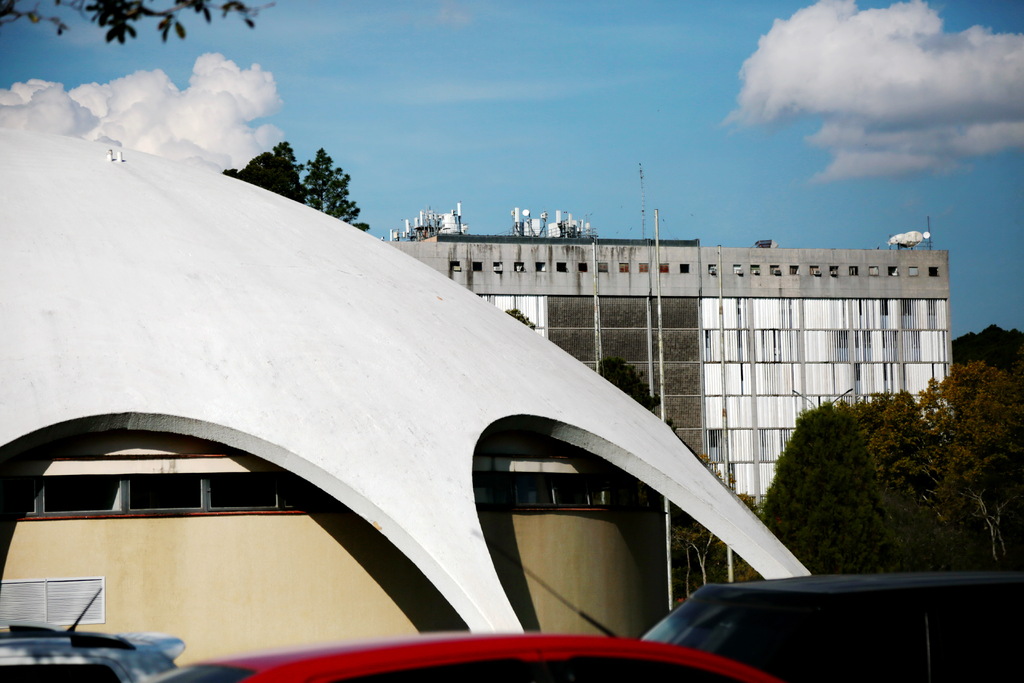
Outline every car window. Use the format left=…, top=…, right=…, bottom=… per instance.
left=148, top=665, right=254, bottom=683
left=1, top=663, right=124, bottom=683
left=645, top=599, right=812, bottom=670
left=547, top=656, right=747, bottom=683
left=331, top=658, right=535, bottom=683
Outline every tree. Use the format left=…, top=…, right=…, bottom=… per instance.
left=597, top=357, right=659, bottom=412
left=762, top=403, right=894, bottom=574
left=303, top=148, right=367, bottom=230
left=225, top=143, right=370, bottom=231
left=916, top=361, right=1024, bottom=563
left=0, top=0, right=263, bottom=43
left=843, top=358, right=1024, bottom=569
left=952, top=324, right=1024, bottom=371
left=223, top=147, right=304, bottom=203
left=505, top=309, right=535, bottom=329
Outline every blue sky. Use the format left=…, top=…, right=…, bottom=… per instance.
left=2, top=0, right=1021, bottom=336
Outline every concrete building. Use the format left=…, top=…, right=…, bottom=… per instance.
left=0, top=130, right=806, bottom=662
left=392, top=229, right=950, bottom=497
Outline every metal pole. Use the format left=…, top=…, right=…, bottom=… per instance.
left=592, top=237, right=603, bottom=372
left=716, top=245, right=734, bottom=582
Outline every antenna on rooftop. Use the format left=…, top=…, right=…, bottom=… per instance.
left=639, top=163, right=646, bottom=240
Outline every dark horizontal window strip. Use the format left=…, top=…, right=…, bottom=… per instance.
left=0, top=473, right=349, bottom=518
left=474, top=471, right=657, bottom=510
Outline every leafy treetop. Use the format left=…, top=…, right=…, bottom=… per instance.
left=762, top=402, right=894, bottom=574
left=597, top=357, right=659, bottom=413
left=0, top=0, right=266, bottom=43
left=224, top=142, right=369, bottom=231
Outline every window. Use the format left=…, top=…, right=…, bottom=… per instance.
left=1, top=472, right=347, bottom=518
left=733, top=264, right=743, bottom=276
left=708, top=264, right=718, bottom=276
left=679, top=264, right=690, bottom=274
left=659, top=263, right=669, bottom=274
left=492, top=261, right=503, bottom=272
left=513, top=261, right=525, bottom=272
left=849, top=266, right=859, bottom=276
left=888, top=266, right=899, bottom=276
left=789, top=265, right=799, bottom=275
left=578, top=262, right=588, bottom=273
left=209, top=473, right=277, bottom=509
left=129, top=475, right=202, bottom=510
left=0, top=478, right=35, bottom=514
left=869, top=266, right=879, bottom=276
left=929, top=266, right=939, bottom=277
left=909, top=266, right=919, bottom=276
left=810, top=265, right=821, bottom=277
left=751, top=265, right=761, bottom=276
left=556, top=262, right=568, bottom=272
left=472, top=261, right=482, bottom=272
left=449, top=260, right=461, bottom=272
left=45, top=476, right=121, bottom=513
left=536, top=261, right=546, bottom=272
left=771, top=265, right=781, bottom=276
left=618, top=262, right=629, bottom=273
left=472, top=471, right=654, bottom=509
left=598, top=262, right=609, bottom=273
left=639, top=263, right=649, bottom=273
left=829, top=265, right=839, bottom=277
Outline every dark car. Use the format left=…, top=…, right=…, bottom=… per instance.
left=148, top=633, right=786, bottom=683
left=0, top=623, right=185, bottom=682
left=643, top=572, right=1024, bottom=683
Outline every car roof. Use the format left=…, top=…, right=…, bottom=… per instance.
left=194, top=633, right=785, bottom=683
left=698, top=572, right=1024, bottom=594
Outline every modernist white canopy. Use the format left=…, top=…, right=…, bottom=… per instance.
left=0, top=129, right=807, bottom=631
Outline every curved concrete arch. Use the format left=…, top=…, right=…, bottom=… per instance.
left=480, top=415, right=805, bottom=580
left=0, top=411, right=512, bottom=633
left=1, top=129, right=806, bottom=638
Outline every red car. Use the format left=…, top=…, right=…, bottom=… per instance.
left=149, top=633, right=784, bottom=683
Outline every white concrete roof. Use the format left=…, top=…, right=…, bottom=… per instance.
left=0, top=129, right=807, bottom=631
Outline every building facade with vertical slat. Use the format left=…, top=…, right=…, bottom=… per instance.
left=394, top=236, right=951, bottom=497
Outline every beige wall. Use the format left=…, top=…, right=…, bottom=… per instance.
left=0, top=513, right=459, bottom=663
left=481, top=510, right=668, bottom=639
left=2, top=508, right=668, bottom=660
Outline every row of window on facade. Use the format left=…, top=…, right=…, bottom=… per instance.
left=452, top=260, right=683, bottom=274
left=708, top=264, right=940, bottom=278
left=451, top=260, right=941, bottom=278
left=0, top=473, right=346, bottom=517
left=0, top=471, right=654, bottom=517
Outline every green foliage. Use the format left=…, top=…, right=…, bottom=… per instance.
left=597, top=357, right=659, bottom=412
left=762, top=403, right=894, bottom=574
left=303, top=148, right=363, bottom=226
left=223, top=147, right=304, bottom=203
left=844, top=360, right=1024, bottom=568
left=952, top=324, right=1024, bottom=371
left=224, top=142, right=369, bottom=231
left=505, top=309, right=535, bottom=329
left=0, top=0, right=262, bottom=43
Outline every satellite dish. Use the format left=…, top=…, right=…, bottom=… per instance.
left=887, top=231, right=924, bottom=248
left=522, top=209, right=531, bottom=218
left=923, top=232, right=931, bottom=240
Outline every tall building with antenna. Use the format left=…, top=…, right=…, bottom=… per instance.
left=392, top=208, right=950, bottom=497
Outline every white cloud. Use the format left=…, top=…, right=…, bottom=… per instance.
left=0, top=54, right=282, bottom=171
left=730, top=0, right=1024, bottom=181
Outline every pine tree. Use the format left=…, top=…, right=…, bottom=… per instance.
left=303, top=148, right=367, bottom=230
left=223, top=144, right=303, bottom=203
left=762, top=403, right=893, bottom=574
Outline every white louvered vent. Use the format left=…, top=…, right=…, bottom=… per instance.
left=0, top=577, right=104, bottom=626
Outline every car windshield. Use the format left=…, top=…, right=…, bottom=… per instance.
left=644, top=599, right=811, bottom=672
